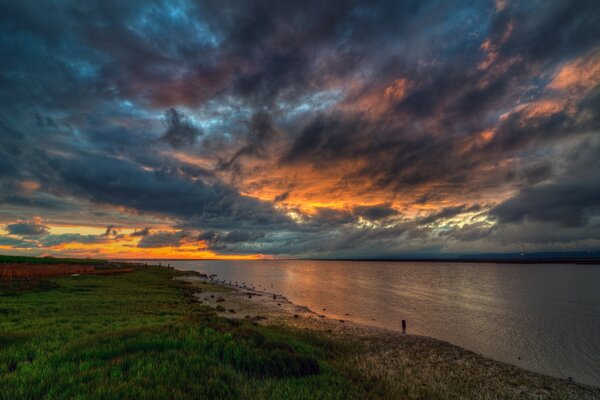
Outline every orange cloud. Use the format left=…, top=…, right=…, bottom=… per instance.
left=549, top=49, right=600, bottom=91
left=478, top=22, right=513, bottom=70
left=18, top=180, right=41, bottom=192
left=521, top=99, right=570, bottom=119
left=341, top=78, right=412, bottom=119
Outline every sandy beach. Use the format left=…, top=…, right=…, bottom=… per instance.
left=179, top=274, right=600, bottom=400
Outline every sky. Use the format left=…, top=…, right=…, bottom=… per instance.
left=0, top=0, right=599, bottom=259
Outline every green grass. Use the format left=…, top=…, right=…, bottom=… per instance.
left=0, top=268, right=380, bottom=400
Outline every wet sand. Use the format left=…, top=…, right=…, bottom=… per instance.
left=178, top=276, right=378, bottom=335
left=179, top=275, right=600, bottom=399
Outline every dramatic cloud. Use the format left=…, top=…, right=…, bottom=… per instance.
left=6, top=220, right=49, bottom=236
left=39, top=234, right=110, bottom=247
left=162, top=109, right=203, bottom=148
left=199, top=229, right=267, bottom=252
left=353, top=204, right=399, bottom=221
left=131, top=227, right=150, bottom=237
left=0, top=0, right=599, bottom=258
left=491, top=138, right=600, bottom=227
left=137, top=231, right=191, bottom=248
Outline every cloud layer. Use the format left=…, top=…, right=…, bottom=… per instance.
left=1, top=0, right=599, bottom=258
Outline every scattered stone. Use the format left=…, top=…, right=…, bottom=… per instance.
left=216, top=297, right=225, bottom=303
left=339, top=319, right=345, bottom=323
left=215, top=305, right=225, bottom=312
left=229, top=309, right=236, bottom=313
left=294, top=314, right=299, bottom=318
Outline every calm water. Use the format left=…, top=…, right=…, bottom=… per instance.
left=165, top=260, right=600, bottom=387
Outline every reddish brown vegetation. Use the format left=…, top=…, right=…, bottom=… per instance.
left=92, top=268, right=135, bottom=275
left=0, top=263, right=95, bottom=278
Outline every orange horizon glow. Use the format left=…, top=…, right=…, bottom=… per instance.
left=0, top=223, right=268, bottom=260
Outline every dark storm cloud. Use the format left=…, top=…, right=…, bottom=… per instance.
left=39, top=234, right=109, bottom=247
left=219, top=111, right=279, bottom=170
left=162, top=109, right=203, bottom=148
left=0, top=194, right=77, bottom=212
left=311, top=207, right=356, bottom=226
left=1, top=0, right=599, bottom=256
left=0, top=236, right=37, bottom=248
left=308, top=204, right=399, bottom=225
left=131, top=227, right=150, bottom=237
left=353, top=204, right=399, bottom=221
left=199, top=229, right=266, bottom=251
left=283, top=115, right=357, bottom=165
left=137, top=230, right=190, bottom=248
left=491, top=139, right=600, bottom=228
left=496, top=0, right=600, bottom=62
left=273, top=191, right=290, bottom=203
left=103, top=225, right=119, bottom=237
left=492, top=183, right=600, bottom=227
left=6, top=220, right=49, bottom=236
left=486, top=96, right=600, bottom=155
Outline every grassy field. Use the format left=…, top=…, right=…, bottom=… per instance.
left=0, top=266, right=383, bottom=400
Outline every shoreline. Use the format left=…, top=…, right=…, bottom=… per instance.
left=180, top=274, right=600, bottom=398
left=178, top=275, right=402, bottom=337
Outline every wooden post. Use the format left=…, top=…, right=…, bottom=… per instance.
left=402, top=319, right=406, bottom=334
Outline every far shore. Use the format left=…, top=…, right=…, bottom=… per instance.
left=115, top=256, right=600, bottom=264
left=180, top=273, right=600, bottom=399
